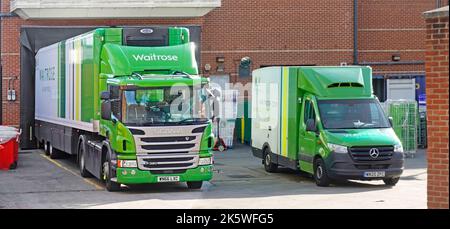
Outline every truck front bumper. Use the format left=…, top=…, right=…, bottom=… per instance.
left=116, top=165, right=213, bottom=184
left=326, top=152, right=404, bottom=181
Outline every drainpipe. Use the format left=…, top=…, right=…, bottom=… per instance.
left=353, top=0, right=359, bottom=65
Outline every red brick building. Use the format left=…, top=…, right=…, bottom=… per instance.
left=424, top=6, right=449, bottom=209
left=2, top=0, right=447, bottom=126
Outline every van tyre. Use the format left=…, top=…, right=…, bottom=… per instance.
left=263, top=149, right=278, bottom=173
left=383, top=177, right=400, bottom=186
left=314, top=158, right=331, bottom=187
left=78, top=141, right=92, bottom=178
left=103, top=153, right=121, bottom=192
left=187, top=181, right=203, bottom=189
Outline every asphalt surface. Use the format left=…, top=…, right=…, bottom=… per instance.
left=0, top=144, right=427, bottom=209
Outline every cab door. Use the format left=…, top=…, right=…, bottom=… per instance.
left=298, top=96, right=319, bottom=173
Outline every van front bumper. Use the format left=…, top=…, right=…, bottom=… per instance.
left=325, top=152, right=404, bottom=180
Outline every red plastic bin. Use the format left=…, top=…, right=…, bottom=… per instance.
left=0, top=126, right=20, bottom=170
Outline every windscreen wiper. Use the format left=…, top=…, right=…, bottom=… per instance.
left=177, top=118, right=207, bottom=124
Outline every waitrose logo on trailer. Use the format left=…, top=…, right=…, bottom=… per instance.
left=132, top=54, right=179, bottom=62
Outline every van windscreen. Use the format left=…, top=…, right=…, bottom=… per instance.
left=317, top=99, right=390, bottom=129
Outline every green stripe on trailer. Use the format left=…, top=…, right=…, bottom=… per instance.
left=59, top=41, right=66, bottom=118
left=81, top=34, right=95, bottom=122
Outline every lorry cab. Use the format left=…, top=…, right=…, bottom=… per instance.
left=251, top=66, right=404, bottom=187
left=35, top=27, right=215, bottom=192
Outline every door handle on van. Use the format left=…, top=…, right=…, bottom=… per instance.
left=268, top=126, right=272, bottom=131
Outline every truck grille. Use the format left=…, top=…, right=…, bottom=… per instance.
left=137, top=153, right=199, bottom=171
left=349, top=146, right=394, bottom=162
left=130, top=125, right=207, bottom=171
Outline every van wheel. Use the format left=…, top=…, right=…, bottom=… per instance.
left=49, top=144, right=61, bottom=159
left=314, top=158, right=331, bottom=187
left=103, top=153, right=121, bottom=192
left=78, top=141, right=92, bottom=178
left=187, top=181, right=203, bottom=189
left=44, top=142, right=50, bottom=156
left=383, top=177, right=400, bottom=186
left=263, top=148, right=278, bottom=173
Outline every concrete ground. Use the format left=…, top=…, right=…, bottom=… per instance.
left=0, top=144, right=427, bottom=209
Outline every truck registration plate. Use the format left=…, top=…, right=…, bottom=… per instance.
left=364, top=171, right=385, bottom=178
left=157, top=176, right=180, bottom=182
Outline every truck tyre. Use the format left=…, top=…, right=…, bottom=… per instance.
left=263, top=148, right=278, bottom=173
left=187, top=181, right=203, bottom=189
left=78, top=141, right=92, bottom=178
left=314, top=158, right=331, bottom=187
left=49, top=144, right=62, bottom=159
left=103, top=152, right=121, bottom=192
left=383, top=177, right=400, bottom=186
left=44, top=142, right=50, bottom=156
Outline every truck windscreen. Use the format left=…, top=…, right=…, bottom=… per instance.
left=317, top=99, right=390, bottom=129
left=120, top=86, right=210, bottom=126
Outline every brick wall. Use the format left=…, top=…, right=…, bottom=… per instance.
left=424, top=6, right=449, bottom=209
left=0, top=0, right=444, bottom=126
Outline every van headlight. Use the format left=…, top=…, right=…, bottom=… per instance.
left=327, top=143, right=348, bottom=154
left=394, top=144, right=404, bottom=153
left=198, top=157, right=213, bottom=165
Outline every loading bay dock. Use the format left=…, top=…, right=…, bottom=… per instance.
left=0, top=144, right=426, bottom=209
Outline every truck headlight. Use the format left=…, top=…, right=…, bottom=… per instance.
left=118, top=160, right=137, bottom=168
left=327, top=143, right=348, bottom=154
left=394, top=144, right=404, bottom=153
left=198, top=157, right=213, bottom=166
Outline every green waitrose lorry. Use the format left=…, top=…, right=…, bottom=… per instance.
left=35, top=27, right=215, bottom=191
left=251, top=66, right=404, bottom=186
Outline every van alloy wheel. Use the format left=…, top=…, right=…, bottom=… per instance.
left=314, top=158, right=331, bottom=187
left=263, top=149, right=277, bottom=173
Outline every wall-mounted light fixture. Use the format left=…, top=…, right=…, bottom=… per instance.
left=392, top=53, right=401, bottom=62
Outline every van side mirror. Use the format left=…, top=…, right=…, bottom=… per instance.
left=306, top=119, right=317, bottom=132
left=100, top=91, right=110, bottom=100
left=101, top=100, right=112, bottom=120
left=388, top=117, right=394, bottom=127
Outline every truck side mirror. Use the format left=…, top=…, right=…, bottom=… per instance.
left=101, top=100, right=112, bottom=121
left=306, top=119, right=317, bottom=132
left=388, top=117, right=394, bottom=127
left=100, top=91, right=110, bottom=100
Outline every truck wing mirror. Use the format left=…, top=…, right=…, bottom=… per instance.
left=100, top=91, right=110, bottom=100
left=306, top=119, right=317, bottom=132
left=388, top=117, right=394, bottom=127
left=101, top=100, right=112, bottom=121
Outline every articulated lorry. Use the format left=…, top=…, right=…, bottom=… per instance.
left=35, top=27, right=215, bottom=191
left=251, top=66, right=404, bottom=186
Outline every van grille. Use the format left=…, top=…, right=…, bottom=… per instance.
left=349, top=146, right=394, bottom=162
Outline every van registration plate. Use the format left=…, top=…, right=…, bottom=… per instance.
left=157, top=176, right=180, bottom=182
left=364, top=171, right=385, bottom=178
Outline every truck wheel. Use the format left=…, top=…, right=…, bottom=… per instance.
left=49, top=144, right=61, bottom=159
left=383, top=177, right=400, bottom=186
left=44, top=142, right=50, bottom=156
left=187, top=181, right=203, bottom=189
left=78, top=142, right=92, bottom=178
left=263, top=149, right=278, bottom=173
left=103, top=153, right=121, bottom=192
left=314, top=158, right=331, bottom=187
